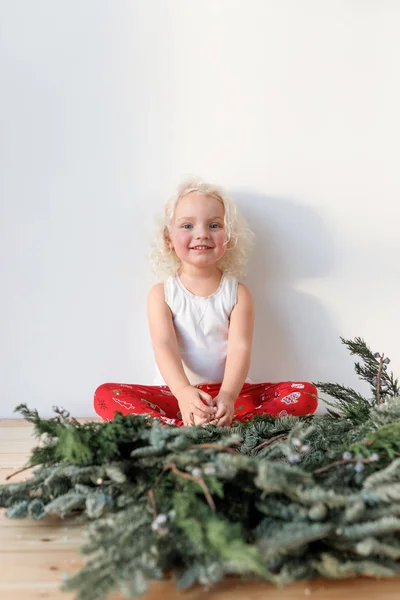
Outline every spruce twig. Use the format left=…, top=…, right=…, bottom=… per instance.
left=313, top=457, right=377, bottom=475
left=376, top=353, right=385, bottom=404
left=189, top=443, right=239, bottom=454
left=254, top=433, right=288, bottom=452
left=147, top=489, right=158, bottom=519
left=164, top=462, right=216, bottom=513
left=5, top=465, right=35, bottom=481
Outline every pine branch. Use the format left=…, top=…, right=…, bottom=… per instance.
left=2, top=339, right=400, bottom=598
left=315, top=337, right=399, bottom=421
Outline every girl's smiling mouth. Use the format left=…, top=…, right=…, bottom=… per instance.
left=190, top=245, right=213, bottom=250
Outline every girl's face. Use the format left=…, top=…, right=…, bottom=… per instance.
left=167, top=192, right=228, bottom=269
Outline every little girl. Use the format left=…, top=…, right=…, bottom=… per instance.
left=94, top=176, right=318, bottom=426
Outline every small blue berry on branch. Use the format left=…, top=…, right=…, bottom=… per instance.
left=191, top=467, right=203, bottom=478
left=151, top=513, right=169, bottom=536
left=287, top=454, right=301, bottom=464
left=203, top=464, right=216, bottom=476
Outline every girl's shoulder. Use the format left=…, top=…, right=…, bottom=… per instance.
left=222, top=276, right=251, bottom=296
left=148, top=276, right=176, bottom=306
left=235, top=282, right=254, bottom=307
left=148, top=274, right=175, bottom=293
left=147, top=282, right=166, bottom=304
left=237, top=281, right=251, bottom=293
left=148, top=282, right=164, bottom=294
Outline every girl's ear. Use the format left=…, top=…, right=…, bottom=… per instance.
left=163, top=226, right=173, bottom=249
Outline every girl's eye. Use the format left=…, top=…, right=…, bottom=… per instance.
left=182, top=224, right=193, bottom=229
left=209, top=223, right=221, bottom=229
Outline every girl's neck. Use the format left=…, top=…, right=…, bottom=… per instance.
left=177, top=266, right=224, bottom=297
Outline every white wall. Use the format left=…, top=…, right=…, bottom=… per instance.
left=1, top=0, right=399, bottom=418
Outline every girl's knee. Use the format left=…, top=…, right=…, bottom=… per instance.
left=94, top=383, right=108, bottom=396
left=94, top=383, right=119, bottom=398
left=301, top=383, right=318, bottom=415
left=93, top=384, right=116, bottom=419
left=281, top=382, right=318, bottom=416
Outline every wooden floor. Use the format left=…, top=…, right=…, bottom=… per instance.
left=1, top=420, right=400, bottom=600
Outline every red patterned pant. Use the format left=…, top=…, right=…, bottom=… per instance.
left=94, top=381, right=318, bottom=425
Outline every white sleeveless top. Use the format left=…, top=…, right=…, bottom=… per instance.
left=153, top=273, right=241, bottom=386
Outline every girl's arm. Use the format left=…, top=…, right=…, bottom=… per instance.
left=216, top=284, right=254, bottom=423
left=147, top=284, right=215, bottom=424
left=147, top=284, right=190, bottom=396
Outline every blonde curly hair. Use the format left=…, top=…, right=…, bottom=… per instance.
left=150, top=176, right=254, bottom=279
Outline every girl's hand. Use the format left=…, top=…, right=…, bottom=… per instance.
left=209, top=390, right=236, bottom=427
left=175, top=385, right=217, bottom=426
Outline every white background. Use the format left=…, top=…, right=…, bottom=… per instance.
left=1, top=1, right=399, bottom=417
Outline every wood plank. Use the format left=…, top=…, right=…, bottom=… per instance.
left=0, top=509, right=83, bottom=528
left=0, top=420, right=33, bottom=428
left=0, top=467, right=37, bottom=483
left=0, top=439, right=40, bottom=453
left=1, top=570, right=400, bottom=600
left=1, top=525, right=85, bottom=551
left=0, top=426, right=35, bottom=440
left=0, top=453, right=33, bottom=468
left=0, top=582, right=76, bottom=600
left=0, top=550, right=84, bottom=583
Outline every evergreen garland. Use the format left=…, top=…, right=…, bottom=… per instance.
left=2, top=338, right=400, bottom=599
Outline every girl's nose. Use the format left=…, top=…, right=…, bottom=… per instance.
left=196, top=227, right=210, bottom=239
